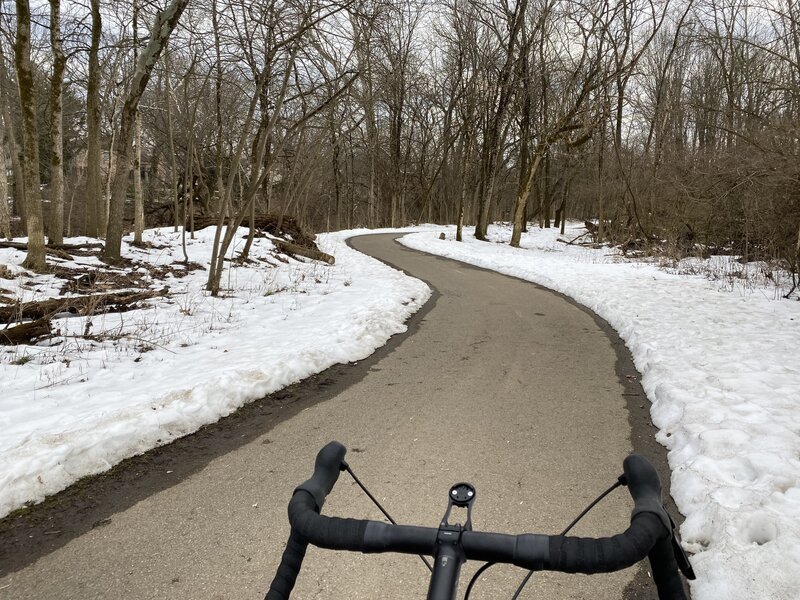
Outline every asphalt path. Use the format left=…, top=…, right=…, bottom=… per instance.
left=0, top=233, right=673, bottom=600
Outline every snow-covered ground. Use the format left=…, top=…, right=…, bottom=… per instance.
left=400, top=223, right=800, bottom=600
left=0, top=226, right=431, bottom=519
left=4, top=221, right=797, bottom=599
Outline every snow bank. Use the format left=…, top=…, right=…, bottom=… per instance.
left=0, top=227, right=430, bottom=518
left=400, top=224, right=800, bottom=600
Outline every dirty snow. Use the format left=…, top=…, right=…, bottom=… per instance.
left=0, top=227, right=431, bottom=518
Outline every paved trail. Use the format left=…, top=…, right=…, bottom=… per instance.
left=0, top=234, right=666, bottom=599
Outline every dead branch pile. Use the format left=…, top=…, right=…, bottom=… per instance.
left=193, top=214, right=317, bottom=249
left=0, top=289, right=169, bottom=325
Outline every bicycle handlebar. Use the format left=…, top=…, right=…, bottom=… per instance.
left=265, top=442, right=689, bottom=600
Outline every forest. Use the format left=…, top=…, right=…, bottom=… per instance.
left=1, top=0, right=799, bottom=292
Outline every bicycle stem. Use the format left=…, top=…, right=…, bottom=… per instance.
left=427, top=527, right=466, bottom=600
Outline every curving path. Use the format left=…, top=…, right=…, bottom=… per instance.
left=0, top=233, right=669, bottom=600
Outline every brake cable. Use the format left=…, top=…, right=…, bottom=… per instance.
left=344, top=462, right=434, bottom=572
left=345, top=461, right=627, bottom=596
left=465, top=474, right=627, bottom=600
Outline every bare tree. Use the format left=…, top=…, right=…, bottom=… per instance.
left=0, top=0, right=793, bottom=290
left=510, top=0, right=605, bottom=247
left=48, top=0, right=66, bottom=245
left=473, top=0, right=529, bottom=240
left=0, top=110, right=8, bottom=239
left=204, top=0, right=358, bottom=294
left=132, top=0, right=144, bottom=244
left=0, top=58, right=23, bottom=230
left=85, top=0, right=103, bottom=237
left=163, top=42, right=179, bottom=231
left=13, top=0, right=46, bottom=270
left=104, top=0, right=190, bottom=262
left=351, top=3, right=380, bottom=227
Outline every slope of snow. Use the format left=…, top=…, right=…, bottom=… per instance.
left=0, top=227, right=431, bottom=518
left=400, top=223, right=800, bottom=600
left=4, top=221, right=797, bottom=599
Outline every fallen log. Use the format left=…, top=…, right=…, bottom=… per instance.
left=0, top=318, right=52, bottom=345
left=0, top=241, right=72, bottom=260
left=0, top=240, right=103, bottom=251
left=51, top=242, right=103, bottom=251
left=0, top=288, right=169, bottom=324
left=272, top=239, right=335, bottom=265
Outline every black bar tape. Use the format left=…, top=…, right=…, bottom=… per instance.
left=264, top=443, right=348, bottom=600
left=294, top=441, right=347, bottom=511
left=288, top=492, right=369, bottom=551
left=648, top=536, right=688, bottom=600
left=264, top=529, right=308, bottom=600
left=547, top=513, right=664, bottom=574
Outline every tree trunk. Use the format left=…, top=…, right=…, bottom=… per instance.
left=133, top=110, right=143, bottom=243
left=240, top=188, right=256, bottom=260
left=331, top=115, right=342, bottom=230
left=86, top=0, right=103, bottom=237
left=540, top=45, right=550, bottom=230
left=104, top=118, right=116, bottom=234
left=164, top=46, right=179, bottom=231
left=104, top=0, right=190, bottom=262
left=597, top=125, right=606, bottom=243
left=48, top=0, right=66, bottom=245
left=0, top=42, right=23, bottom=228
left=212, top=0, right=224, bottom=218
left=796, top=221, right=800, bottom=262
left=510, top=150, right=545, bottom=247
left=1, top=96, right=24, bottom=228
left=517, top=73, right=531, bottom=235
left=13, top=0, right=46, bottom=271
left=543, top=153, right=551, bottom=228
left=555, top=178, right=570, bottom=235
left=389, top=107, right=402, bottom=228
left=180, top=131, right=192, bottom=262
left=456, top=126, right=473, bottom=242
left=132, top=1, right=144, bottom=244
left=0, top=113, right=9, bottom=239
left=475, top=136, right=498, bottom=240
